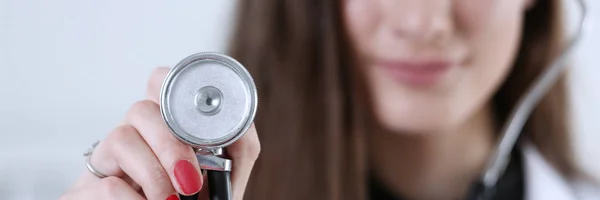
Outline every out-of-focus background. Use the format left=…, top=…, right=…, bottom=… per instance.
left=0, top=0, right=598, bottom=199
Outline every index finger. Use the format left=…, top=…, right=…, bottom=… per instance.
left=227, top=124, right=261, bottom=200
left=146, top=67, right=170, bottom=104
left=125, top=100, right=204, bottom=196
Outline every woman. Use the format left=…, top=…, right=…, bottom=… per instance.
left=61, top=0, right=598, bottom=199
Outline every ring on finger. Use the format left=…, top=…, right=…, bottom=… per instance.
left=84, top=140, right=108, bottom=178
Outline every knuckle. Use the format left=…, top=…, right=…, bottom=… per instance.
left=237, top=139, right=261, bottom=161
left=150, top=67, right=170, bottom=80
left=246, top=141, right=261, bottom=160
left=108, top=125, right=138, bottom=145
left=131, top=100, right=159, bottom=113
left=148, top=67, right=170, bottom=88
left=128, top=100, right=159, bottom=119
left=245, top=128, right=261, bottom=159
left=246, top=126, right=261, bottom=159
left=229, top=130, right=261, bottom=161
left=101, top=177, right=128, bottom=196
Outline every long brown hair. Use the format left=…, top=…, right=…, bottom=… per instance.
left=228, top=0, right=577, bottom=199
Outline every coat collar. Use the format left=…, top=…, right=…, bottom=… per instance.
left=522, top=142, right=577, bottom=200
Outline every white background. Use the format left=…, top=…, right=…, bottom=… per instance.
left=0, top=0, right=598, bottom=199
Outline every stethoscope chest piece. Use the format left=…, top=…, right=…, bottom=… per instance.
left=160, top=52, right=257, bottom=200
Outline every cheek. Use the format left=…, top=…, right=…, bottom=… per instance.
left=457, top=0, right=525, bottom=105
left=455, top=0, right=497, bottom=32
left=344, top=0, right=379, bottom=57
left=444, top=0, right=525, bottom=129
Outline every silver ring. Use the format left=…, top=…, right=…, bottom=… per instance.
left=83, top=141, right=108, bottom=178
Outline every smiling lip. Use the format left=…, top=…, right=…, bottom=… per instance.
left=378, top=60, right=453, bottom=87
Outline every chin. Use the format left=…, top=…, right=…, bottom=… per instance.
left=376, top=113, right=456, bottom=135
left=372, top=97, right=462, bottom=135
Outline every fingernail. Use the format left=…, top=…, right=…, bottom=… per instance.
left=174, top=160, right=202, bottom=195
left=166, top=194, right=179, bottom=200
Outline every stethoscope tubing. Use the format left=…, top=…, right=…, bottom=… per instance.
left=481, top=0, right=590, bottom=190
left=182, top=1, right=590, bottom=199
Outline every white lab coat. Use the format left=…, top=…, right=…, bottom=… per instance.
left=522, top=143, right=600, bottom=200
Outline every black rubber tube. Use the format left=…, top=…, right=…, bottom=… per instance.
left=465, top=180, right=495, bottom=200
left=179, top=170, right=232, bottom=200
left=207, top=170, right=232, bottom=200
left=179, top=193, right=199, bottom=200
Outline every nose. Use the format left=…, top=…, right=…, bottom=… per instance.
left=383, top=0, right=452, bottom=42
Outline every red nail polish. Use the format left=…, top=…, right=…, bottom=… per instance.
left=174, top=160, right=202, bottom=194
left=166, top=194, right=179, bottom=200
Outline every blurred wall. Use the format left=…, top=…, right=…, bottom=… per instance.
left=0, top=0, right=598, bottom=199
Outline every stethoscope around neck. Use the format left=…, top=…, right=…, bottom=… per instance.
left=468, top=0, right=590, bottom=199
left=159, top=0, right=590, bottom=199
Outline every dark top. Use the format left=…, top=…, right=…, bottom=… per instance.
left=181, top=149, right=524, bottom=200
left=369, top=148, right=524, bottom=200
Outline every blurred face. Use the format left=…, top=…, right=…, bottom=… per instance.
left=344, top=0, right=532, bottom=133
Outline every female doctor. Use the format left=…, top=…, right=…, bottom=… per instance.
left=61, top=0, right=599, bottom=199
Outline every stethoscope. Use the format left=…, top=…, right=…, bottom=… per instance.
left=469, top=0, right=590, bottom=199
left=159, top=0, right=590, bottom=199
left=160, top=52, right=256, bottom=200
